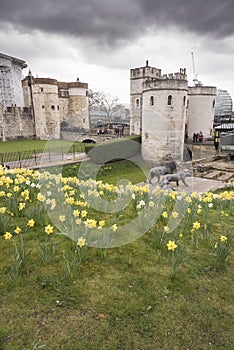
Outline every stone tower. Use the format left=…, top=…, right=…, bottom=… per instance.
left=22, top=74, right=89, bottom=140
left=187, top=85, right=217, bottom=139
left=130, top=61, right=188, bottom=162
left=130, top=60, right=162, bottom=135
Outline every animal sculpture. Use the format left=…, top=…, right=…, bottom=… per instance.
left=159, top=169, right=192, bottom=187
left=148, top=161, right=177, bottom=184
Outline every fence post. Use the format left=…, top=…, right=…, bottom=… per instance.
left=18, top=151, right=21, bottom=168
left=34, top=150, right=37, bottom=165
left=73, top=144, right=75, bottom=160
left=61, top=147, right=64, bottom=161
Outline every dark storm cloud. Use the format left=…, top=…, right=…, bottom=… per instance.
left=1, top=0, right=234, bottom=45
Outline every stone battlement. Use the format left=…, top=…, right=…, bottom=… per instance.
left=130, top=61, right=187, bottom=81
left=142, top=75, right=188, bottom=91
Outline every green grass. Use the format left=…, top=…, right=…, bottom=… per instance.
left=48, top=158, right=148, bottom=184
left=0, top=140, right=85, bottom=154
left=0, top=165, right=233, bottom=349
left=0, top=227, right=233, bottom=349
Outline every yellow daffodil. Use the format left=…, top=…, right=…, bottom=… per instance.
left=19, top=203, right=26, bottom=211
left=76, top=218, right=82, bottom=225
left=167, top=240, right=177, bottom=251
left=110, top=224, right=118, bottom=232
left=77, top=237, right=86, bottom=248
left=27, top=219, right=35, bottom=228
left=59, top=215, right=65, bottom=222
left=84, top=219, right=97, bottom=228
left=73, top=210, right=80, bottom=217
left=81, top=210, right=88, bottom=218
left=14, top=227, right=21, bottom=235
left=45, top=224, right=54, bottom=235
left=192, top=221, right=200, bottom=230
left=171, top=211, right=179, bottom=219
left=4, top=232, right=12, bottom=240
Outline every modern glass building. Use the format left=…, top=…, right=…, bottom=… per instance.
left=214, top=89, right=233, bottom=125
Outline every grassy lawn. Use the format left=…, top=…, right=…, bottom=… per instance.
left=0, top=165, right=233, bottom=350
left=48, top=158, right=148, bottom=184
left=0, top=140, right=85, bottom=154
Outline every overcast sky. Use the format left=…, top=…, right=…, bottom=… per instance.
left=0, top=0, right=234, bottom=104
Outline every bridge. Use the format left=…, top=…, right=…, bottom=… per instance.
left=61, top=132, right=126, bottom=143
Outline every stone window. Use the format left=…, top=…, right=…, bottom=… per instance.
left=83, top=118, right=85, bottom=123
left=136, top=98, right=140, bottom=108
left=57, top=105, right=59, bottom=110
left=167, top=95, right=172, bottom=105
left=51, top=105, right=55, bottom=110
left=150, top=96, right=154, bottom=106
left=40, top=88, right=43, bottom=92
left=6, top=107, right=12, bottom=113
left=213, top=99, right=215, bottom=108
left=59, top=89, right=69, bottom=98
left=42, top=105, right=44, bottom=109
left=183, top=96, right=186, bottom=106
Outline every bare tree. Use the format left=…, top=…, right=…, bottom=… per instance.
left=88, top=90, right=119, bottom=123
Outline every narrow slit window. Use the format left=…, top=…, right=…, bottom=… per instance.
left=167, top=95, right=172, bottom=105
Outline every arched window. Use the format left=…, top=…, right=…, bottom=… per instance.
left=150, top=96, right=154, bottom=106
left=167, top=95, right=172, bottom=105
left=136, top=98, right=140, bottom=108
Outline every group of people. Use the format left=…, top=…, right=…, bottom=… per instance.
left=193, top=131, right=204, bottom=143
left=97, top=127, right=108, bottom=135
left=96, top=126, right=125, bottom=137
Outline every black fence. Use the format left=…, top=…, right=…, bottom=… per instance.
left=0, top=144, right=85, bottom=169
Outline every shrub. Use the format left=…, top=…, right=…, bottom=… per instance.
left=85, top=136, right=141, bottom=164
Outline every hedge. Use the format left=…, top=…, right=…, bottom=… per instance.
left=85, top=136, right=141, bottom=164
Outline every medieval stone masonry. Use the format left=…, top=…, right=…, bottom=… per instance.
left=1, top=53, right=217, bottom=163
left=0, top=52, right=89, bottom=141
left=130, top=61, right=216, bottom=162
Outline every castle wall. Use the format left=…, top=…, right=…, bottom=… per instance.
left=0, top=106, right=34, bottom=141
left=22, top=77, right=90, bottom=140
left=187, top=86, right=216, bottom=139
left=141, top=83, right=188, bottom=162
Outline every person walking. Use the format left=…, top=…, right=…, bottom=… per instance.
left=214, top=130, right=220, bottom=153
left=198, top=131, right=204, bottom=143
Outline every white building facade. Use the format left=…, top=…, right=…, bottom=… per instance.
left=0, top=52, right=27, bottom=108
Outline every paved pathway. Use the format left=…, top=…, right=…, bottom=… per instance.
left=138, top=176, right=230, bottom=194
left=6, top=152, right=88, bottom=169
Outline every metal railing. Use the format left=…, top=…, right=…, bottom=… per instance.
left=0, top=144, right=86, bottom=169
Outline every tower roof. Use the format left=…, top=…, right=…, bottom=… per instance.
left=0, top=52, right=27, bottom=69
